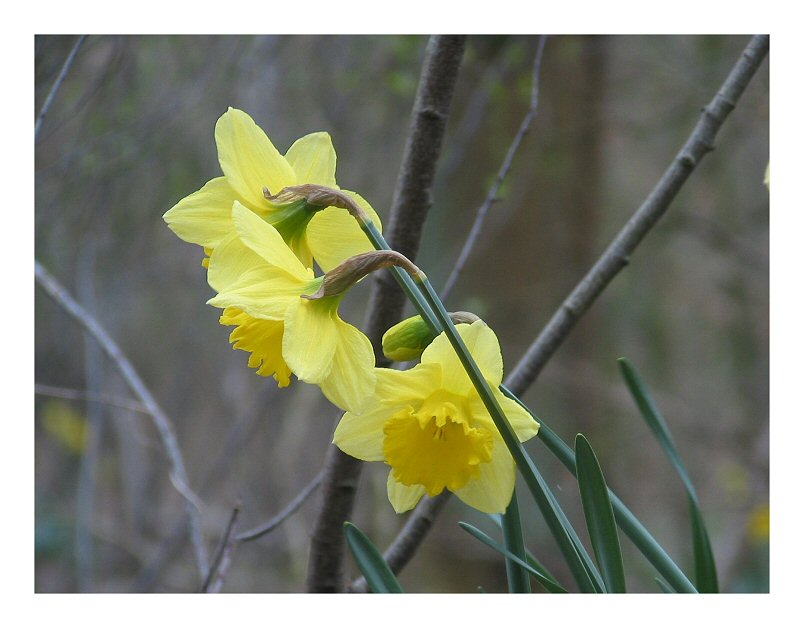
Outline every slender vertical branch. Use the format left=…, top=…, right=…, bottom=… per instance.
left=441, top=35, right=548, bottom=302
left=306, top=35, right=467, bottom=593
left=201, top=503, right=241, bottom=593
left=35, top=35, right=87, bottom=140
left=506, top=34, right=769, bottom=394
left=34, top=260, right=210, bottom=581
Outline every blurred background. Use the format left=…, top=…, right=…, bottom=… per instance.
left=34, top=35, right=768, bottom=593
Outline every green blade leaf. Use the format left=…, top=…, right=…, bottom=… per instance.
left=618, top=357, right=718, bottom=593
left=344, top=522, right=403, bottom=593
left=500, top=384, right=698, bottom=593
left=459, top=522, right=567, bottom=593
left=500, top=492, right=532, bottom=593
left=488, top=513, right=561, bottom=586
left=575, top=434, right=627, bottom=593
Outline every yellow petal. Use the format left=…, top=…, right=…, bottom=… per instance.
left=422, top=321, right=503, bottom=396
left=467, top=388, right=540, bottom=443
left=306, top=191, right=383, bottom=272
left=285, top=131, right=337, bottom=187
left=453, top=437, right=516, bottom=514
left=220, top=308, right=292, bottom=387
left=319, top=318, right=376, bottom=413
left=386, top=474, right=427, bottom=514
left=497, top=392, right=540, bottom=442
left=282, top=299, right=338, bottom=384
left=333, top=405, right=397, bottom=462
left=215, top=108, right=296, bottom=208
left=163, top=177, right=239, bottom=248
left=208, top=267, right=302, bottom=319
left=374, top=363, right=441, bottom=406
left=231, top=201, right=312, bottom=282
left=207, top=231, right=266, bottom=293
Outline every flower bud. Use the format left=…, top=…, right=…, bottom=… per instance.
left=382, top=311, right=483, bottom=362
left=265, top=184, right=369, bottom=222
left=302, top=250, right=422, bottom=300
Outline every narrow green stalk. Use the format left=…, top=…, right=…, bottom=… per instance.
left=500, top=385, right=698, bottom=593
left=500, top=492, right=531, bottom=593
left=359, top=215, right=600, bottom=592
left=416, top=275, right=600, bottom=592
left=360, top=220, right=440, bottom=330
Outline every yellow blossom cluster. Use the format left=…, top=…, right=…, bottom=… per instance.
left=164, top=108, right=538, bottom=513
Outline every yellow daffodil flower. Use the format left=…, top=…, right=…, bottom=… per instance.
left=207, top=201, right=375, bottom=412
left=163, top=107, right=382, bottom=271
left=334, top=321, right=540, bottom=514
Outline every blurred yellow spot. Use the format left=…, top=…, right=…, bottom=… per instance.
left=40, top=401, right=87, bottom=455
left=748, top=503, right=769, bottom=544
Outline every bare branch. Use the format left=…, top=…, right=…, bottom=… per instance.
left=505, top=34, right=769, bottom=395
left=35, top=383, right=150, bottom=415
left=306, top=35, right=467, bottom=593
left=35, top=35, right=87, bottom=140
left=236, top=470, right=323, bottom=542
left=34, top=260, right=209, bottom=581
left=201, top=503, right=241, bottom=593
left=441, top=35, right=548, bottom=302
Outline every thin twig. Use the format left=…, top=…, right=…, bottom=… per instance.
left=236, top=470, right=324, bottom=542
left=201, top=503, right=241, bottom=593
left=306, top=35, right=467, bottom=594
left=35, top=35, right=87, bottom=140
left=506, top=34, right=769, bottom=394
left=34, top=260, right=209, bottom=581
left=35, top=383, right=151, bottom=415
left=441, top=35, right=548, bottom=302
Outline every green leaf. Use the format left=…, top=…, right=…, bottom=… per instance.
left=343, top=522, right=403, bottom=593
left=500, top=492, right=532, bottom=593
left=618, top=358, right=718, bottom=593
left=459, top=522, right=567, bottom=593
left=575, top=434, right=627, bottom=593
left=500, top=384, right=698, bottom=593
left=488, top=513, right=561, bottom=586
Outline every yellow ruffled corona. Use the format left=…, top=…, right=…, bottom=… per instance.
left=334, top=321, right=540, bottom=514
left=207, top=202, right=375, bottom=413
left=163, top=107, right=382, bottom=271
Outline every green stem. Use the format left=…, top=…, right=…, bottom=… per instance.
left=360, top=220, right=440, bottom=330
left=416, top=274, right=600, bottom=592
left=500, top=492, right=531, bottom=593
left=359, top=216, right=600, bottom=592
